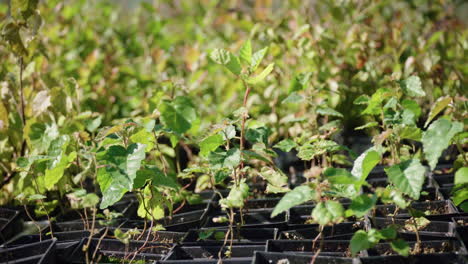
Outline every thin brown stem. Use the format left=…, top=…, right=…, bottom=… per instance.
left=84, top=207, right=97, bottom=264
left=19, top=57, right=25, bottom=127
left=23, top=204, right=42, bottom=241
left=238, top=80, right=251, bottom=181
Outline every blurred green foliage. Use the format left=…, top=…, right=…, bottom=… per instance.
left=0, top=0, right=466, bottom=206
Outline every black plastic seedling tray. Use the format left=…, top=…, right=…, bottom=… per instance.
left=106, top=227, right=186, bottom=243
left=366, top=240, right=467, bottom=256
left=373, top=200, right=459, bottom=220
left=183, top=227, right=278, bottom=243
left=0, top=208, right=22, bottom=244
left=371, top=217, right=456, bottom=238
left=252, top=251, right=357, bottom=264
left=266, top=239, right=353, bottom=257
left=281, top=222, right=364, bottom=240
left=204, top=210, right=287, bottom=229
left=69, top=238, right=173, bottom=263
left=124, top=208, right=210, bottom=232
left=0, top=238, right=57, bottom=264
left=7, top=229, right=94, bottom=246
left=359, top=253, right=468, bottom=264
left=164, top=243, right=265, bottom=260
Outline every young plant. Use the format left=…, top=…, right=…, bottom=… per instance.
left=349, top=75, right=463, bottom=255
left=193, top=40, right=278, bottom=257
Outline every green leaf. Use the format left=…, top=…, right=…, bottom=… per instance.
left=214, top=170, right=229, bottom=184
left=350, top=230, right=371, bottom=256
left=199, top=134, right=224, bottom=156
left=195, top=174, right=212, bottom=192
left=396, top=125, right=422, bottom=141
left=32, top=90, right=51, bottom=116
left=349, top=194, right=377, bottom=217
left=135, top=166, right=179, bottom=189
left=401, top=99, right=422, bottom=119
left=355, top=122, right=379, bottom=130
left=353, top=95, right=369, bottom=105
left=219, top=181, right=249, bottom=208
left=351, top=149, right=380, bottom=184
left=82, top=193, right=100, bottom=208
left=28, top=122, right=59, bottom=154
left=311, top=201, right=344, bottom=226
left=259, top=167, right=289, bottom=194
left=246, top=127, right=271, bottom=145
left=379, top=227, right=397, bottom=240
left=100, top=177, right=128, bottom=209
left=400, top=75, right=425, bottom=97
left=208, top=148, right=241, bottom=169
left=362, top=88, right=392, bottom=115
left=391, top=239, right=410, bottom=256
left=297, top=140, right=340, bottom=161
left=137, top=185, right=165, bottom=220
left=28, top=194, right=46, bottom=201
left=289, top=73, right=311, bottom=93
left=44, top=151, right=76, bottom=190
left=250, top=46, right=268, bottom=71
left=455, top=167, right=468, bottom=185
left=159, top=96, right=197, bottom=134
left=323, top=168, right=356, bottom=184
left=316, top=107, right=343, bottom=118
left=271, top=185, right=316, bottom=217
left=246, top=63, right=274, bottom=84
left=452, top=187, right=468, bottom=206
left=422, top=119, right=463, bottom=170
left=385, top=159, right=426, bottom=200
left=1, top=22, right=28, bottom=57
left=281, top=92, right=304, bottom=104
left=11, top=0, right=39, bottom=20
left=222, top=125, right=236, bottom=140
left=273, top=138, right=297, bottom=152
left=210, top=48, right=242, bottom=75
left=130, top=129, right=155, bottom=152
left=239, top=39, right=252, bottom=64
left=424, top=96, right=452, bottom=128
left=97, top=143, right=146, bottom=209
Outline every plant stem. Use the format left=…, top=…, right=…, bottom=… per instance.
left=19, top=57, right=25, bottom=128
left=238, top=80, right=251, bottom=181
left=311, top=225, right=324, bottom=264
left=84, top=207, right=97, bottom=264
left=412, top=217, right=422, bottom=254
left=23, top=204, right=42, bottom=241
